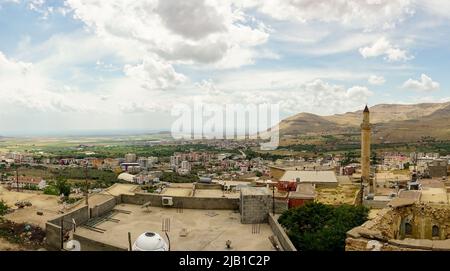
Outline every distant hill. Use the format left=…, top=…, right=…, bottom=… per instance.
left=278, top=102, right=450, bottom=143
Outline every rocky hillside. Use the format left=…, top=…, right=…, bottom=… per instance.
left=278, top=102, right=450, bottom=142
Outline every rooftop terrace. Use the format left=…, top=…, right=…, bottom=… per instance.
left=75, top=204, right=276, bottom=251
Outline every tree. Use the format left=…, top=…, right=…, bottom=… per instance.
left=403, top=162, right=411, bottom=170
left=371, top=151, right=380, bottom=165
left=278, top=202, right=369, bottom=251
left=0, top=200, right=9, bottom=216
left=55, top=176, right=71, bottom=198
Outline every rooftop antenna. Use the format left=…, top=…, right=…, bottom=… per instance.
left=162, top=218, right=171, bottom=251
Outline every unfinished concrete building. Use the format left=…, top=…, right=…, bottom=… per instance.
left=45, top=184, right=296, bottom=251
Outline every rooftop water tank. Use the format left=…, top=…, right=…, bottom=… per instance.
left=198, top=177, right=212, bottom=183
left=132, top=232, right=168, bottom=251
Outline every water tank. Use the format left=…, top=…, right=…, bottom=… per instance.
left=198, top=177, right=212, bottom=183
left=132, top=232, right=168, bottom=251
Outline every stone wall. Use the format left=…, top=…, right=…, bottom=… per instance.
left=363, top=199, right=389, bottom=209
left=121, top=193, right=239, bottom=210
left=345, top=203, right=450, bottom=251
left=268, top=213, right=297, bottom=251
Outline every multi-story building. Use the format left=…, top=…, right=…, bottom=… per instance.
left=125, top=153, right=137, bottom=163
left=177, top=160, right=191, bottom=175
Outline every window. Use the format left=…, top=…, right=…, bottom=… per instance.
left=432, top=225, right=439, bottom=238
left=405, top=223, right=412, bottom=235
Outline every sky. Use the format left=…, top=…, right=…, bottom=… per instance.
left=0, top=0, right=449, bottom=136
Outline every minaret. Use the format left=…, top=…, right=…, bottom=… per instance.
left=361, top=105, right=371, bottom=189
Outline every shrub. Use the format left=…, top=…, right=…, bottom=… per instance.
left=43, top=186, right=59, bottom=196
left=0, top=200, right=9, bottom=216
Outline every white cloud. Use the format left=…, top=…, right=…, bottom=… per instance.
left=243, top=0, right=415, bottom=30
left=251, top=80, right=373, bottom=115
left=50, top=0, right=273, bottom=94
left=0, top=51, right=95, bottom=112
left=189, top=78, right=373, bottom=116
left=123, top=57, right=187, bottom=90
left=155, top=0, right=226, bottom=40
left=359, top=37, right=414, bottom=61
left=65, top=0, right=269, bottom=67
left=368, top=75, right=386, bottom=85
left=418, top=0, right=450, bottom=19
left=402, top=73, right=440, bottom=91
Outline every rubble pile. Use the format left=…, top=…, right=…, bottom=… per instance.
left=0, top=219, right=46, bottom=247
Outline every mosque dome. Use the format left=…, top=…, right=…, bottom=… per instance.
left=132, top=232, right=168, bottom=251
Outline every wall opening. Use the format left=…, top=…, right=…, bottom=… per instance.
left=432, top=225, right=439, bottom=238
left=405, top=222, right=412, bottom=236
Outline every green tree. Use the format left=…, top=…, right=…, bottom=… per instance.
left=371, top=151, right=380, bottom=165
left=55, top=176, right=71, bottom=197
left=341, top=152, right=357, bottom=166
left=278, top=202, right=369, bottom=251
left=0, top=200, right=9, bottom=216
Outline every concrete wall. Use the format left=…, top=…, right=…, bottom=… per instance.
left=73, top=233, right=126, bottom=251
left=46, top=205, right=90, bottom=249
left=89, top=196, right=118, bottom=218
left=45, top=222, right=62, bottom=250
left=268, top=213, right=297, bottom=251
left=274, top=199, right=288, bottom=214
left=121, top=193, right=239, bottom=210
left=195, top=183, right=222, bottom=190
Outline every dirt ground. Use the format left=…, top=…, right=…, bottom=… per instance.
left=0, top=237, right=23, bottom=251
left=0, top=185, right=63, bottom=228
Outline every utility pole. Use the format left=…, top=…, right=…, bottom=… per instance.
left=16, top=168, right=19, bottom=192
left=359, top=177, right=364, bottom=205
left=84, top=163, right=89, bottom=206
left=128, top=232, right=132, bottom=251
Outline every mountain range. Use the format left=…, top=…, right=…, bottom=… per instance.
left=278, top=101, right=450, bottom=143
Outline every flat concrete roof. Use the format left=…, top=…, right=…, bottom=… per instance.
left=161, top=188, right=192, bottom=197
left=280, top=171, right=338, bottom=184
left=240, top=186, right=269, bottom=196
left=75, top=204, right=276, bottom=251
left=102, top=184, right=138, bottom=196
left=420, top=187, right=448, bottom=204
left=194, top=189, right=240, bottom=198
